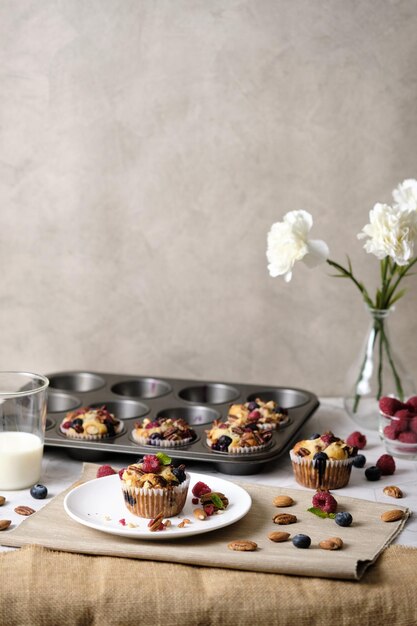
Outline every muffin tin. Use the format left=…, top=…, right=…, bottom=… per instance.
left=44, top=371, right=319, bottom=475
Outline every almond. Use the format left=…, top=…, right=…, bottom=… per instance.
left=228, top=540, right=258, bottom=552
left=273, top=495, right=295, bottom=508
left=0, top=520, right=11, bottom=531
left=0, top=496, right=5, bottom=507
left=319, top=537, right=343, bottom=550
left=193, top=508, right=207, bottom=520
left=272, top=513, right=297, bottom=525
left=14, top=506, right=35, bottom=516
left=383, top=485, right=403, bottom=499
left=268, top=531, right=290, bottom=543
left=380, top=509, right=405, bottom=522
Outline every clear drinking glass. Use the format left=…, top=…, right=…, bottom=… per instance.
left=0, top=372, right=49, bottom=490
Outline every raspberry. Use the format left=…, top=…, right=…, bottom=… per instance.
left=346, top=431, right=367, bottom=449
left=383, top=424, right=399, bottom=440
left=312, top=490, right=338, bottom=514
left=119, top=518, right=126, bottom=526
left=398, top=431, right=417, bottom=443
left=145, top=421, right=160, bottom=430
left=393, top=409, right=414, bottom=432
left=192, top=497, right=199, bottom=505
left=248, top=410, right=261, bottom=421
left=410, top=416, right=417, bottom=434
left=192, top=481, right=211, bottom=497
left=142, top=455, right=160, bottom=473
left=203, top=504, right=215, bottom=516
left=406, top=396, right=417, bottom=412
left=61, top=421, right=72, bottom=429
left=96, top=465, right=116, bottom=478
left=320, top=432, right=336, bottom=445
left=379, top=396, right=404, bottom=416
left=118, top=468, right=127, bottom=480
left=376, top=454, right=396, bottom=476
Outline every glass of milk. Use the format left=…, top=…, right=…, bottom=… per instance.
left=0, top=372, right=49, bottom=490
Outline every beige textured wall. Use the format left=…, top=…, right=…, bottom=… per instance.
left=1, top=0, right=417, bottom=395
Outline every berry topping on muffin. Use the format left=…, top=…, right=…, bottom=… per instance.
left=60, top=406, right=122, bottom=439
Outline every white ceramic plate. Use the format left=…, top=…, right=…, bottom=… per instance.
left=63, top=472, right=252, bottom=540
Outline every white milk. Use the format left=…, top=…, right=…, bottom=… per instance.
left=0, top=431, right=43, bottom=490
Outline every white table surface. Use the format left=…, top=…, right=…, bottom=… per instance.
left=1, top=398, right=416, bottom=552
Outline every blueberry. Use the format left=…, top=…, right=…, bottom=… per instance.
left=313, top=451, right=328, bottom=462
left=71, top=418, right=83, bottom=427
left=292, top=534, right=311, bottom=549
left=149, top=432, right=162, bottom=441
left=245, top=423, right=259, bottom=432
left=309, top=433, right=321, bottom=440
left=172, top=467, right=186, bottom=483
left=30, top=484, right=48, bottom=500
left=352, top=454, right=366, bottom=468
left=247, top=401, right=259, bottom=411
left=365, top=466, right=381, bottom=481
left=335, top=511, right=353, bottom=527
left=218, top=435, right=232, bottom=447
left=123, top=492, right=136, bottom=506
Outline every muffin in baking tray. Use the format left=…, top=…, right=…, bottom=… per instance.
left=60, top=406, right=123, bottom=440
left=227, top=398, right=289, bottom=430
left=289, top=431, right=355, bottom=489
left=206, top=420, right=273, bottom=454
left=131, top=416, right=196, bottom=447
left=120, top=453, right=190, bottom=518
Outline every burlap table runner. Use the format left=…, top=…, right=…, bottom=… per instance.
left=1, top=543, right=417, bottom=626
left=1, top=463, right=410, bottom=581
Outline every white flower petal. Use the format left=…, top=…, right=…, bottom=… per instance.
left=266, top=210, right=328, bottom=280
left=302, top=239, right=330, bottom=268
left=358, top=202, right=417, bottom=264
left=392, top=179, right=417, bottom=211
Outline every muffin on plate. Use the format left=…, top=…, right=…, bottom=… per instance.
left=227, top=398, right=289, bottom=430
left=206, top=420, right=273, bottom=454
left=289, top=431, right=355, bottom=489
left=60, top=406, right=123, bottom=440
left=120, top=453, right=190, bottom=518
left=131, top=416, right=196, bottom=447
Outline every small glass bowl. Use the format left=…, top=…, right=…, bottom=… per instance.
left=379, top=410, right=417, bottom=459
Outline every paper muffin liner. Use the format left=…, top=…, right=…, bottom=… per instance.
left=121, top=476, right=190, bottom=518
left=257, top=416, right=290, bottom=430
left=289, top=450, right=353, bottom=489
left=131, top=430, right=194, bottom=447
left=60, top=421, right=124, bottom=440
left=206, top=438, right=270, bottom=455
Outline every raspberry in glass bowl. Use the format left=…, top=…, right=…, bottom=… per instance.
left=379, top=396, right=417, bottom=459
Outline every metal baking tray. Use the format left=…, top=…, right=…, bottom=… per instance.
left=44, top=371, right=319, bottom=475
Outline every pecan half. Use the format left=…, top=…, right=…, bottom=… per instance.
left=0, top=496, right=5, bottom=506
left=14, top=506, right=35, bottom=516
left=228, top=540, right=258, bottom=552
left=383, top=485, right=403, bottom=499
left=147, top=512, right=164, bottom=532
left=273, top=513, right=297, bottom=525
left=296, top=447, right=310, bottom=457
left=319, top=537, right=343, bottom=550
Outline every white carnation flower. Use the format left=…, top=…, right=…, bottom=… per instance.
left=358, top=202, right=417, bottom=265
left=266, top=210, right=329, bottom=282
left=392, top=179, right=417, bottom=211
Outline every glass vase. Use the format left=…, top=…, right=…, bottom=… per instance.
left=343, top=307, right=415, bottom=430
